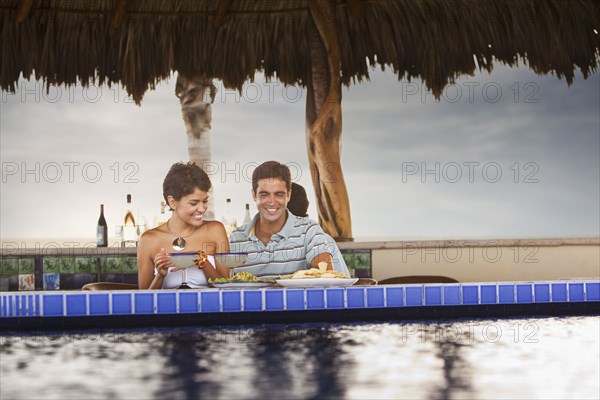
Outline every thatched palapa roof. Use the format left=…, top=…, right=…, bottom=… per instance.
left=1, top=0, right=599, bottom=104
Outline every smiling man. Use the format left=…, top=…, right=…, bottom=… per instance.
left=229, top=161, right=334, bottom=278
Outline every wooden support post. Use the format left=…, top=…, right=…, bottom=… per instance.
left=306, top=0, right=353, bottom=241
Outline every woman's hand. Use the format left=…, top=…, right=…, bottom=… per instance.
left=153, top=248, right=172, bottom=277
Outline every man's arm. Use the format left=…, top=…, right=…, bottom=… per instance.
left=309, top=252, right=334, bottom=270
left=304, top=220, right=334, bottom=270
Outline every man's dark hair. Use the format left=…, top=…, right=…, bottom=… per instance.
left=163, top=162, right=211, bottom=206
left=252, top=161, right=292, bottom=193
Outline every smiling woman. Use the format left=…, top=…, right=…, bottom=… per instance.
left=136, top=162, right=230, bottom=289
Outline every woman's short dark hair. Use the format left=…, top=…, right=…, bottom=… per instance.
left=252, top=161, right=292, bottom=193
left=163, top=162, right=211, bottom=206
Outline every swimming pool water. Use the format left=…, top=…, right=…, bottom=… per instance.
left=1, top=316, right=598, bottom=399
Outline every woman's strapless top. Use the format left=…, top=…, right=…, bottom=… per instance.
left=161, top=255, right=215, bottom=289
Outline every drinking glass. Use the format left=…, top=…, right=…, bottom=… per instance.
left=178, top=268, right=191, bottom=289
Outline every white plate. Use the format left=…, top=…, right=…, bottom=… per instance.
left=211, top=281, right=275, bottom=289
left=276, top=278, right=359, bottom=288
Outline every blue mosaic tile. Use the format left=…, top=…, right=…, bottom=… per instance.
left=5, top=296, right=11, bottom=317
left=443, top=286, right=460, bottom=305
left=286, top=290, right=305, bottom=310
left=568, top=283, right=584, bottom=302
left=424, top=286, right=442, bottom=306
left=18, top=296, right=25, bottom=316
left=462, top=286, right=479, bottom=305
left=7, top=296, right=13, bottom=317
left=12, top=296, right=19, bottom=316
left=11, top=296, right=17, bottom=317
left=66, top=294, right=87, bottom=316
left=157, top=293, right=177, bottom=314
left=14, top=296, right=21, bottom=316
left=21, top=295, right=33, bottom=317
left=11, top=296, right=17, bottom=316
left=534, top=284, right=550, bottom=303
left=89, top=294, right=110, bottom=315
left=22, top=296, right=31, bottom=316
left=134, top=293, right=154, bottom=314
left=13, top=296, right=19, bottom=316
left=2, top=296, right=11, bottom=317
left=222, top=291, right=242, bottom=312
left=25, top=295, right=34, bottom=316
left=21, top=296, right=29, bottom=317
left=586, top=282, right=600, bottom=301
left=366, top=288, right=385, bottom=308
left=307, top=289, right=325, bottom=309
left=10, top=295, right=16, bottom=317
left=480, top=285, right=497, bottom=304
left=551, top=283, right=567, bottom=302
left=22, top=296, right=32, bottom=317
left=243, top=291, right=262, bottom=311
left=499, top=285, right=515, bottom=304
left=6, top=296, right=13, bottom=317
left=516, top=284, right=533, bottom=304
left=6, top=296, right=11, bottom=317
left=42, top=294, right=63, bottom=316
left=179, top=292, right=199, bottom=313
left=20, top=296, right=30, bottom=317
left=347, top=288, right=365, bottom=308
left=265, top=290, right=284, bottom=311
left=405, top=287, right=423, bottom=306
left=112, top=293, right=132, bottom=314
left=201, top=292, right=220, bottom=312
left=386, top=287, right=404, bottom=307
left=35, top=294, right=40, bottom=316
left=326, top=288, right=344, bottom=309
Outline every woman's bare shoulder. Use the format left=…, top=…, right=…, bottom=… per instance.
left=203, top=220, right=227, bottom=233
left=140, top=225, right=168, bottom=244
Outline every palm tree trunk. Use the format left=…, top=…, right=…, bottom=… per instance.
left=175, top=75, right=218, bottom=220
left=306, top=1, right=352, bottom=241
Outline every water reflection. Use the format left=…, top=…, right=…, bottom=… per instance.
left=301, top=325, right=347, bottom=398
left=0, top=317, right=598, bottom=399
left=244, top=324, right=347, bottom=399
left=429, top=326, right=473, bottom=398
left=154, top=329, right=221, bottom=400
left=247, top=326, right=301, bottom=398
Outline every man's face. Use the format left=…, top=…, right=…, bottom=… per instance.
left=253, top=178, right=290, bottom=224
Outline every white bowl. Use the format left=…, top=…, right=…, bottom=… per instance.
left=215, top=252, right=248, bottom=269
left=167, top=251, right=248, bottom=269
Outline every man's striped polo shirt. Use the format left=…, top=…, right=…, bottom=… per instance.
left=229, top=210, right=330, bottom=278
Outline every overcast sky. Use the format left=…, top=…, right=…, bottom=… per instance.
left=1, top=62, right=599, bottom=245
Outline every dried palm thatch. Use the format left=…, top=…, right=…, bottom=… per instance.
left=1, top=0, right=599, bottom=104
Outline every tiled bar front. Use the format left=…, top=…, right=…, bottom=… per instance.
left=0, top=249, right=373, bottom=291
left=2, top=281, right=598, bottom=320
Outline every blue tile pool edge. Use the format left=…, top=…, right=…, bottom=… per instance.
left=1, top=280, right=599, bottom=319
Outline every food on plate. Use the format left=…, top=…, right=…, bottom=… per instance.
left=280, top=268, right=347, bottom=279
left=209, top=271, right=275, bottom=284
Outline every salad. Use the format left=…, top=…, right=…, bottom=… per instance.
left=209, top=271, right=276, bottom=284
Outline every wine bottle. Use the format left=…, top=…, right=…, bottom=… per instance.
left=221, top=198, right=237, bottom=235
left=243, top=203, right=252, bottom=225
left=96, top=204, right=108, bottom=247
left=155, top=201, right=168, bottom=227
left=122, top=194, right=137, bottom=246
